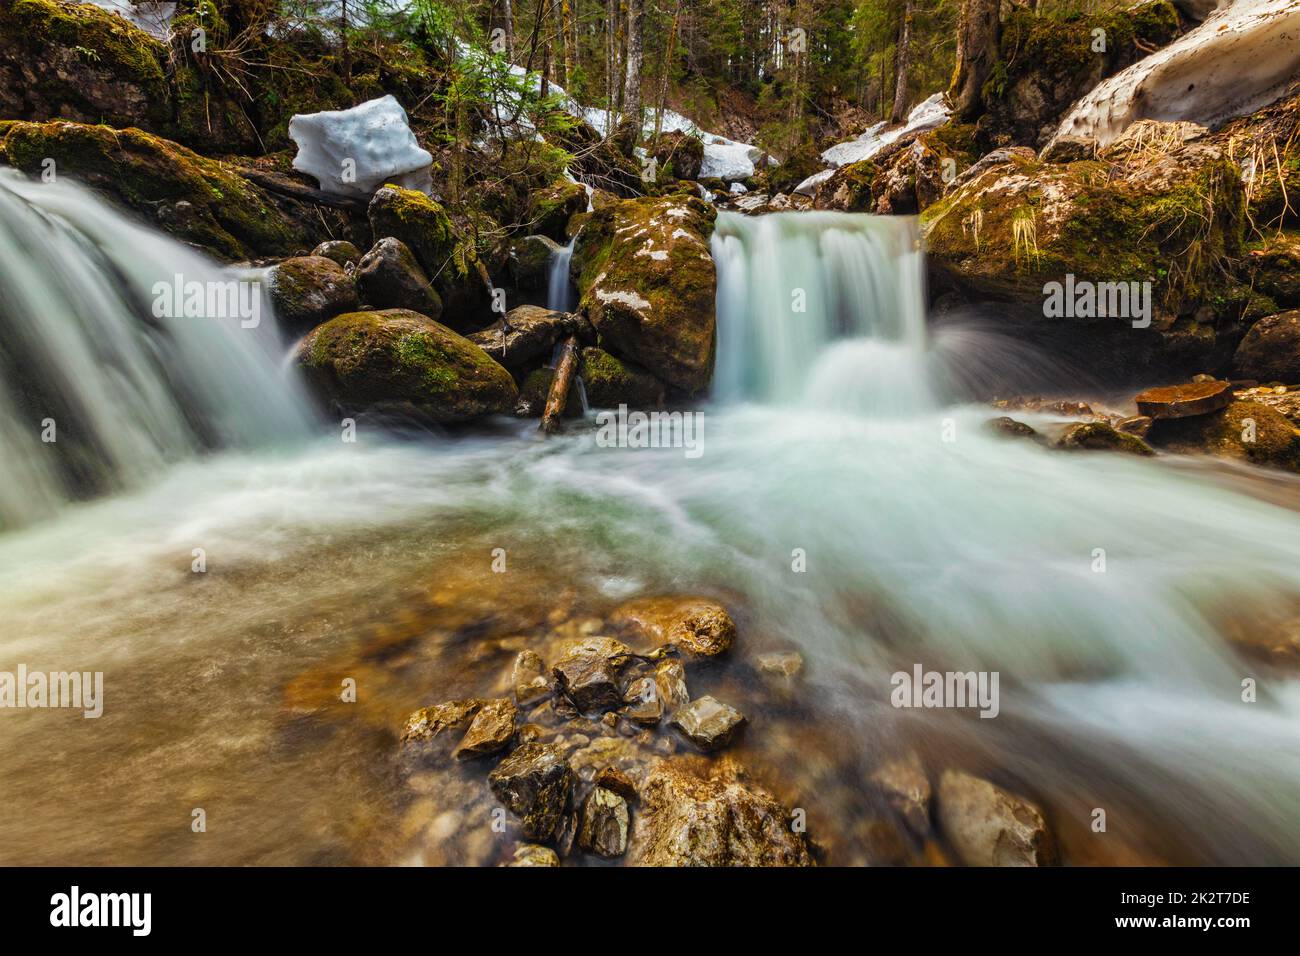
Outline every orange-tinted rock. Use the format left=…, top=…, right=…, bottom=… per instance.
left=1134, top=380, right=1232, bottom=419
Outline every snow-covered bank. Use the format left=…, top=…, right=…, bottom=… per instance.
left=1053, top=0, right=1300, bottom=147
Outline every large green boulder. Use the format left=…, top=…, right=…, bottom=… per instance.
left=571, top=194, right=717, bottom=396
left=296, top=309, right=518, bottom=423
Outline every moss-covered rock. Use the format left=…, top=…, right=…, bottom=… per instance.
left=516, top=366, right=582, bottom=419
left=366, top=184, right=486, bottom=328
left=296, top=309, right=517, bottom=424
left=0, top=120, right=307, bottom=259
left=921, top=127, right=1247, bottom=379
left=580, top=346, right=664, bottom=409
left=526, top=179, right=587, bottom=242
left=0, top=0, right=171, bottom=131
left=356, top=237, right=442, bottom=320
left=269, top=255, right=359, bottom=335
left=571, top=194, right=717, bottom=395
left=508, top=234, right=563, bottom=297
left=1055, top=420, right=1155, bottom=456
left=1244, top=234, right=1300, bottom=310
left=978, top=2, right=1181, bottom=150
left=1146, top=400, right=1300, bottom=472
left=1233, top=310, right=1300, bottom=384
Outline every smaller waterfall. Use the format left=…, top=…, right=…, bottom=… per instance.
left=711, top=211, right=930, bottom=412
left=547, top=238, right=576, bottom=312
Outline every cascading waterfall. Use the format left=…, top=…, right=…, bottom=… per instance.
left=546, top=238, right=576, bottom=312
left=711, top=211, right=932, bottom=411
left=0, top=170, right=315, bottom=530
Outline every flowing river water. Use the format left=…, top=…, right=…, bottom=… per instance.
left=2, top=171, right=1300, bottom=865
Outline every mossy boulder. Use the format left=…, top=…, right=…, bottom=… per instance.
left=467, top=305, right=590, bottom=373
left=1146, top=400, right=1300, bottom=472
left=366, top=184, right=488, bottom=325
left=571, top=194, right=717, bottom=395
left=526, top=179, right=587, bottom=242
left=269, top=255, right=359, bottom=335
left=580, top=347, right=664, bottom=409
left=296, top=309, right=518, bottom=424
left=0, top=120, right=306, bottom=259
left=921, top=127, right=1247, bottom=380
left=978, top=2, right=1181, bottom=150
left=649, top=130, right=704, bottom=182
left=0, top=0, right=171, bottom=132
left=813, top=159, right=880, bottom=213
left=356, top=237, right=442, bottom=320
left=1233, top=310, right=1300, bottom=384
left=1245, top=235, right=1300, bottom=310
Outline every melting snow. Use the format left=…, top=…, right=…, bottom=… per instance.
left=289, top=95, right=433, bottom=198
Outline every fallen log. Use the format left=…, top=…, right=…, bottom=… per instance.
left=541, top=335, right=581, bottom=434
left=235, top=168, right=368, bottom=211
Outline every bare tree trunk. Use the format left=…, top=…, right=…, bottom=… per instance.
left=949, top=0, right=1001, bottom=121
left=560, top=0, right=575, bottom=86
left=891, top=0, right=914, bottom=123
left=605, top=0, right=617, bottom=132
left=653, top=0, right=681, bottom=140
left=501, top=0, right=515, bottom=57
left=541, top=337, right=580, bottom=434
left=340, top=0, right=351, bottom=86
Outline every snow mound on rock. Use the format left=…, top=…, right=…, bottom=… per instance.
left=289, top=95, right=433, bottom=198
left=1053, top=0, right=1300, bottom=148
left=85, top=0, right=175, bottom=38
left=794, top=93, right=951, bottom=195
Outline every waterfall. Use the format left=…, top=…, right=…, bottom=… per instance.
left=546, top=238, right=576, bottom=312
left=711, top=211, right=931, bottom=411
left=0, top=170, right=315, bottom=530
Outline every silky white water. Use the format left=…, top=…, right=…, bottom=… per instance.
left=2, top=198, right=1300, bottom=863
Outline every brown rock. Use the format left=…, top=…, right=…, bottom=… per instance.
left=936, top=770, right=1056, bottom=867
left=672, top=696, right=746, bottom=752
left=576, top=786, right=630, bottom=857
left=1233, top=310, right=1300, bottom=384
left=1055, top=421, right=1155, bottom=456
left=621, top=676, right=664, bottom=726
left=627, top=757, right=813, bottom=866
left=612, top=596, right=737, bottom=659
left=1135, top=380, right=1233, bottom=419
left=595, top=766, right=638, bottom=802
left=551, top=637, right=635, bottom=713
left=653, top=659, right=691, bottom=711
left=511, top=650, right=552, bottom=706
left=488, top=742, right=575, bottom=842
left=1146, top=400, right=1300, bottom=471
left=269, top=255, right=359, bottom=335
left=506, top=843, right=559, bottom=866
left=400, top=698, right=484, bottom=757
left=870, top=752, right=932, bottom=836
left=454, top=697, right=518, bottom=760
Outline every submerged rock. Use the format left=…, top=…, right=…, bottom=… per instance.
left=269, top=255, right=359, bottom=335
left=652, top=659, right=691, bottom=712
left=627, top=757, right=813, bottom=866
left=936, top=770, right=1056, bottom=867
left=401, top=698, right=484, bottom=759
left=511, top=650, right=552, bottom=707
left=577, top=785, right=630, bottom=857
left=507, top=843, right=560, bottom=867
left=870, top=752, right=932, bottom=837
left=671, top=696, right=746, bottom=752
left=551, top=637, right=635, bottom=713
left=612, top=596, right=736, bottom=660
left=356, top=238, right=442, bottom=319
left=453, top=697, right=518, bottom=760
left=621, top=676, right=663, bottom=726
left=295, top=309, right=517, bottom=424
left=488, top=742, right=575, bottom=843
left=1055, top=421, right=1155, bottom=456
left=289, top=95, right=433, bottom=198
left=983, top=416, right=1041, bottom=441
left=1234, top=311, right=1300, bottom=385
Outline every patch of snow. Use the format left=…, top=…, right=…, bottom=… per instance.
left=595, top=288, right=652, bottom=312
left=793, top=168, right=835, bottom=197
left=289, top=95, right=433, bottom=198
left=1053, top=0, right=1300, bottom=148
left=819, top=93, right=951, bottom=168
left=729, top=181, right=748, bottom=194
left=85, top=0, right=175, bottom=38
